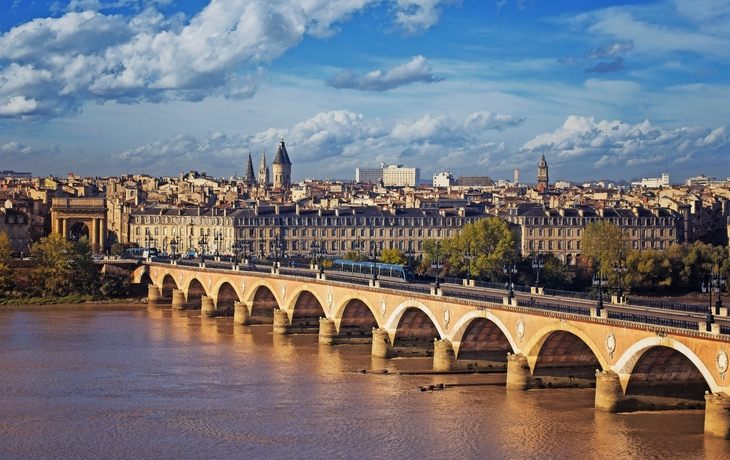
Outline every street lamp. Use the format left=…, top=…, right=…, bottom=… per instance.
left=198, top=235, right=208, bottom=265
left=145, top=228, right=152, bottom=250
left=271, top=234, right=283, bottom=269
left=355, top=235, right=363, bottom=259
left=169, top=237, right=178, bottom=264
left=213, top=230, right=223, bottom=260
left=370, top=242, right=380, bottom=282
left=503, top=258, right=518, bottom=301
left=431, top=241, right=443, bottom=290
left=593, top=271, right=607, bottom=312
left=532, top=255, right=545, bottom=290
left=702, top=271, right=726, bottom=330
left=612, top=256, right=627, bottom=300
left=405, top=242, right=414, bottom=268
left=311, top=240, right=326, bottom=276
left=464, top=248, right=474, bottom=283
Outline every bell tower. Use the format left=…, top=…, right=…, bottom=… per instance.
left=537, top=154, right=549, bottom=190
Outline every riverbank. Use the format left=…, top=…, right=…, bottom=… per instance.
left=0, top=295, right=146, bottom=308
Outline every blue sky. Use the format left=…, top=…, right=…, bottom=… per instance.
left=1, top=0, right=728, bottom=184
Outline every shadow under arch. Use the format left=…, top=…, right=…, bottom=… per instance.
left=452, top=317, right=516, bottom=363
left=613, top=337, right=720, bottom=395
left=186, top=278, right=207, bottom=309
left=449, top=311, right=518, bottom=357
left=289, top=290, right=326, bottom=334
left=160, top=274, right=178, bottom=299
left=338, top=298, right=379, bottom=341
left=385, top=301, right=444, bottom=358
left=521, top=323, right=607, bottom=387
left=216, top=281, right=241, bottom=312
left=246, top=283, right=281, bottom=325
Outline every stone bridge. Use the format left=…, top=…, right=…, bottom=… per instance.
left=128, top=261, right=730, bottom=438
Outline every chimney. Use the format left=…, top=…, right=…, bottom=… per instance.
left=458, top=207, right=465, bottom=218
left=296, top=204, right=300, bottom=215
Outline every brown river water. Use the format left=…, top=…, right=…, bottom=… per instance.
left=1, top=304, right=729, bottom=459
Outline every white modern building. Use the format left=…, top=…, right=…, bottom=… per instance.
left=357, top=163, right=420, bottom=187
left=631, top=173, right=669, bottom=188
left=433, top=171, right=454, bottom=187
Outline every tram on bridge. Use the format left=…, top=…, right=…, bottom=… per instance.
left=331, top=260, right=415, bottom=282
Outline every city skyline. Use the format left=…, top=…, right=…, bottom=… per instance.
left=1, top=1, right=728, bottom=182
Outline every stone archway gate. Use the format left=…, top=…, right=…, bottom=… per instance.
left=51, top=198, right=107, bottom=253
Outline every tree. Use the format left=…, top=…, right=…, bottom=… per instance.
left=625, top=249, right=672, bottom=294
left=380, top=248, right=406, bottom=265
left=441, top=217, right=517, bottom=281
left=30, top=234, right=99, bottom=297
left=0, top=233, right=15, bottom=293
left=581, top=221, right=627, bottom=272
left=343, top=250, right=369, bottom=262
left=529, top=253, right=573, bottom=290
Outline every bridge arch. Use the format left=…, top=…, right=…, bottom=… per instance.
left=337, top=298, right=380, bottom=339
left=245, top=280, right=282, bottom=324
left=385, top=301, right=444, bottom=357
left=132, top=266, right=149, bottom=284
left=614, top=337, right=720, bottom=394
left=288, top=289, right=327, bottom=333
left=449, top=311, right=518, bottom=356
left=332, top=294, right=380, bottom=325
left=160, top=273, right=178, bottom=299
left=523, top=322, right=609, bottom=372
left=186, top=278, right=207, bottom=309
left=215, top=281, right=241, bottom=311
left=450, top=313, right=517, bottom=362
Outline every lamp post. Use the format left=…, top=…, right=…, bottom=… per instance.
left=198, top=235, right=207, bottom=265
left=405, top=242, right=414, bottom=269
left=431, top=241, right=443, bottom=290
left=503, top=258, right=517, bottom=301
left=370, top=242, right=380, bottom=282
left=169, top=237, right=178, bottom=265
left=355, top=235, right=363, bottom=260
left=464, top=248, right=474, bottom=284
left=593, top=271, right=607, bottom=312
left=145, top=228, right=152, bottom=250
left=532, top=255, right=544, bottom=290
left=702, top=271, right=726, bottom=330
left=271, top=234, right=282, bottom=269
left=612, top=256, right=627, bottom=301
left=311, top=240, right=326, bottom=276
left=213, top=230, right=222, bottom=260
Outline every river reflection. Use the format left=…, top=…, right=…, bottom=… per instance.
left=1, top=306, right=729, bottom=459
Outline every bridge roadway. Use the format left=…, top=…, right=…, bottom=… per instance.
left=110, top=258, right=730, bottom=438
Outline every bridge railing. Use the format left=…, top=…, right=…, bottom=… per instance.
left=517, top=299, right=592, bottom=316
left=380, top=281, right=432, bottom=294
left=607, top=311, right=700, bottom=331
left=442, top=289, right=503, bottom=304
left=625, top=298, right=709, bottom=315
left=325, top=274, right=372, bottom=287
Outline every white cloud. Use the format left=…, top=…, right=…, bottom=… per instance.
left=519, top=115, right=730, bottom=178
left=0, top=0, right=460, bottom=121
left=0, top=141, right=60, bottom=159
left=113, top=108, right=522, bottom=178
left=326, top=56, right=442, bottom=91
left=392, top=0, right=461, bottom=35
left=584, top=40, right=633, bottom=60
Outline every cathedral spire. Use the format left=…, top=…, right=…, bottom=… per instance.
left=258, top=150, right=270, bottom=186
left=243, top=151, right=256, bottom=186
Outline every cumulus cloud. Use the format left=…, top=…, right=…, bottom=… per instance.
left=519, top=115, right=730, bottom=177
left=113, top=108, right=523, bottom=177
left=0, top=1, right=458, bottom=121
left=392, top=0, right=461, bottom=35
left=0, top=141, right=60, bottom=160
left=326, top=56, right=442, bottom=91
left=585, top=57, right=625, bottom=74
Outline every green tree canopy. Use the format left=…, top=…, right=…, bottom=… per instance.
left=0, top=233, right=15, bottom=293
left=30, top=234, right=99, bottom=297
left=581, top=220, right=628, bottom=274
left=379, top=248, right=406, bottom=265
left=441, top=217, right=517, bottom=281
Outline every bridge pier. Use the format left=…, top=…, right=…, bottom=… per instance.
left=273, top=309, right=290, bottom=334
left=201, top=296, right=215, bottom=316
left=594, top=370, right=625, bottom=412
left=171, top=290, right=187, bottom=309
left=506, top=353, right=535, bottom=390
left=371, top=328, right=392, bottom=359
left=319, top=318, right=337, bottom=345
left=233, top=301, right=250, bottom=325
left=433, top=339, right=457, bottom=372
left=705, top=393, right=730, bottom=439
left=147, top=285, right=161, bottom=303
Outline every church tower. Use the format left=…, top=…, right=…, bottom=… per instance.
left=242, top=151, right=256, bottom=187
left=537, top=154, right=549, bottom=190
left=258, top=150, right=269, bottom=187
left=272, top=137, right=292, bottom=190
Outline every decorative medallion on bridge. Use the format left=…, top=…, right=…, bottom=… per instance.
left=327, top=290, right=334, bottom=315
left=516, top=319, right=525, bottom=342
left=207, top=276, right=212, bottom=290
left=281, top=284, right=286, bottom=301
left=178, top=272, right=183, bottom=283
left=154, top=268, right=158, bottom=278
left=443, top=306, right=450, bottom=330
left=605, top=332, right=616, bottom=359
left=717, top=350, right=729, bottom=380
left=241, top=280, right=246, bottom=293
left=380, top=300, right=387, bottom=319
